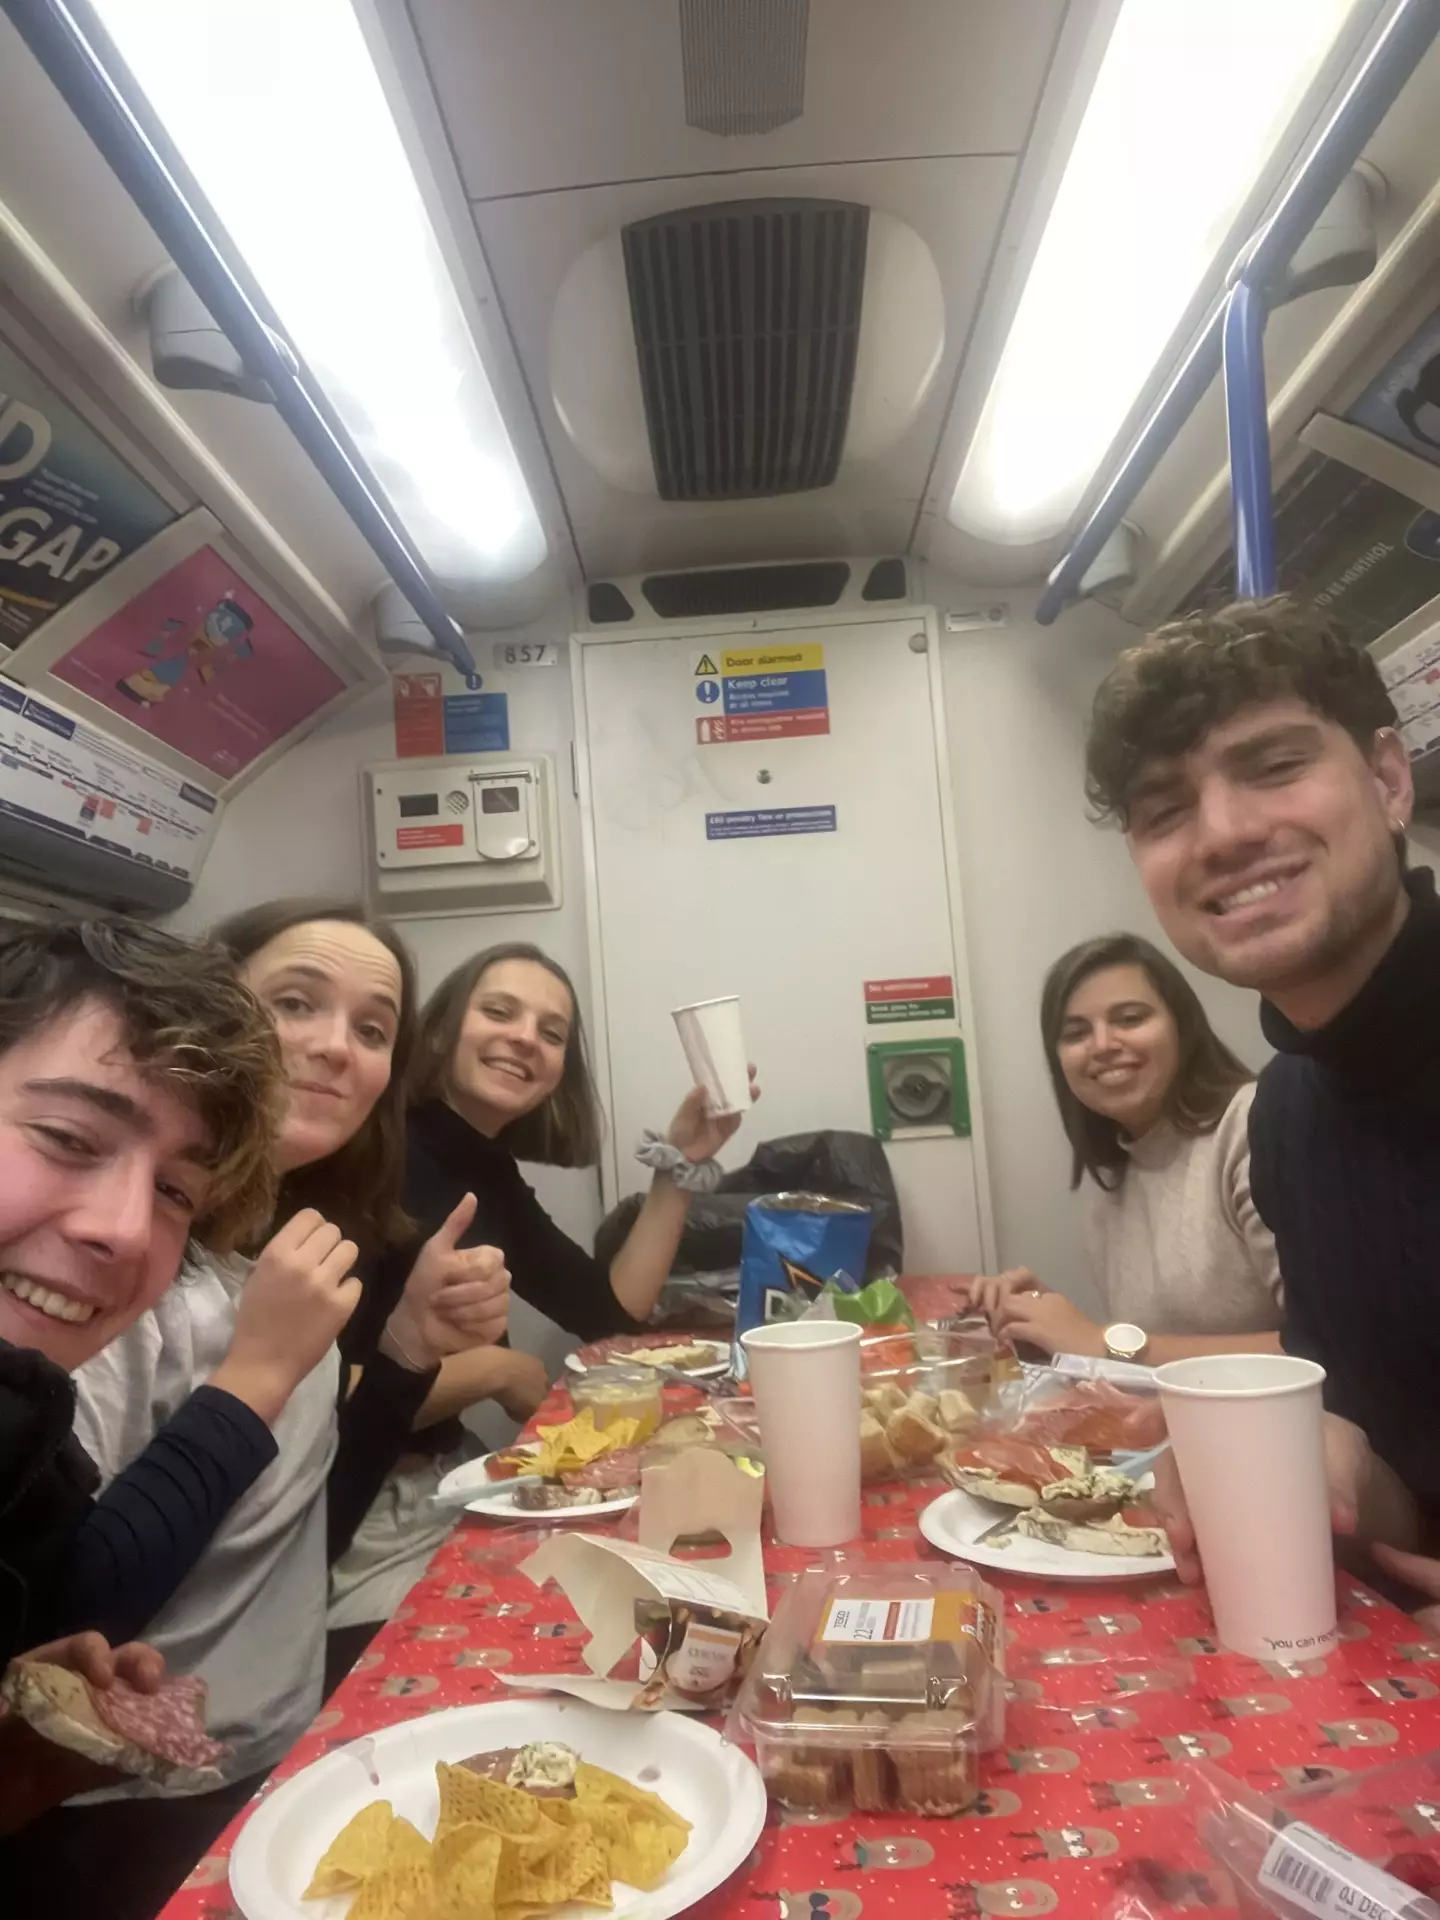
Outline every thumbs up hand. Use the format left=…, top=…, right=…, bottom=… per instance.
left=383, top=1194, right=512, bottom=1369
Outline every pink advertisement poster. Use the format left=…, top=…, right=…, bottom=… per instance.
left=50, top=545, right=347, bottom=778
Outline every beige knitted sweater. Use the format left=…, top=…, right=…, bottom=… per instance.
left=1083, top=1082, right=1283, bottom=1335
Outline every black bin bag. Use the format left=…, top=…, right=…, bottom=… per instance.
left=593, top=1128, right=903, bottom=1282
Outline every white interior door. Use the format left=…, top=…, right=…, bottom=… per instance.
left=576, top=614, right=988, bottom=1273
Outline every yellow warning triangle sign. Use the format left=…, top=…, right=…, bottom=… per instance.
left=694, top=653, right=719, bottom=676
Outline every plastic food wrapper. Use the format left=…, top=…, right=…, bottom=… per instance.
left=637, top=1400, right=766, bottom=1469
left=727, top=1563, right=1005, bottom=1818
left=1098, top=1750, right=1440, bottom=1919
left=0, top=1659, right=227, bottom=1788
left=503, top=1450, right=767, bottom=1713
left=731, top=1192, right=872, bottom=1378
left=973, top=1360, right=1165, bottom=1458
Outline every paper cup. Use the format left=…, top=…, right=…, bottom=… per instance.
left=1156, top=1354, right=1338, bottom=1661
left=672, top=995, right=749, bottom=1116
left=741, top=1320, right=862, bottom=1547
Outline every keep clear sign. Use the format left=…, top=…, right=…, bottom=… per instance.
left=695, top=642, right=829, bottom=743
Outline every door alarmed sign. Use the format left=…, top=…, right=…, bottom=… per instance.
left=694, top=641, right=830, bottom=744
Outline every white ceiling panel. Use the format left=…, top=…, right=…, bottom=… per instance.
left=409, top=0, right=1064, bottom=200
left=475, top=154, right=1014, bottom=578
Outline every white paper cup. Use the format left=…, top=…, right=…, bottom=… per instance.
left=672, top=995, right=749, bottom=1116
left=740, top=1320, right=862, bottom=1547
left=1156, top=1354, right=1338, bottom=1661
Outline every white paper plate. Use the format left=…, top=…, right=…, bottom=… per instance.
left=436, top=1449, right=637, bottom=1522
left=918, top=1488, right=1175, bottom=1580
left=565, top=1339, right=730, bottom=1380
left=230, top=1698, right=766, bottom=1920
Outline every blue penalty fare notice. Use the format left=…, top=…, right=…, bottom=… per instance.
left=706, top=806, right=837, bottom=841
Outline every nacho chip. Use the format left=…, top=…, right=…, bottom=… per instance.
left=496, top=1826, right=607, bottom=1909
left=303, top=1798, right=394, bottom=1898
left=606, top=1818, right=688, bottom=1891
left=385, top=1815, right=432, bottom=1874
left=575, top=1761, right=691, bottom=1833
left=435, top=1761, right=542, bottom=1838
left=571, top=1867, right=616, bottom=1909
left=348, top=1860, right=434, bottom=1920
left=431, top=1822, right=503, bottom=1919
left=498, top=1823, right=572, bottom=1868
left=532, top=1409, right=640, bottom=1479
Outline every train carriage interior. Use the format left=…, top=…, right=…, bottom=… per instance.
left=12, top=4, right=1440, bottom=1915
left=6, top=0, right=1440, bottom=1362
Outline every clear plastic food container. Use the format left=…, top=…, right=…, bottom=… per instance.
left=568, top=1362, right=663, bottom=1440
left=728, top=1564, right=1005, bottom=1817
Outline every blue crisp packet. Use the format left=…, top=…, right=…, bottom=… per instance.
left=731, top=1192, right=872, bottom=1379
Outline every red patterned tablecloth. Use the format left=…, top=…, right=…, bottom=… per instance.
left=161, top=1390, right=1440, bottom=1920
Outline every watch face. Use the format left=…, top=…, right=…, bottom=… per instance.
left=1106, top=1323, right=1146, bottom=1359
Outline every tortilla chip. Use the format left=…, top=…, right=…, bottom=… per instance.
left=303, top=1798, right=394, bottom=1898
left=495, top=1826, right=607, bottom=1909
left=435, top=1761, right=542, bottom=1838
left=606, top=1818, right=688, bottom=1891
left=431, top=1822, right=502, bottom=1919
left=575, top=1761, right=692, bottom=1833
left=571, top=1867, right=616, bottom=1909
left=498, top=1823, right=571, bottom=1868
left=532, top=1409, right=640, bottom=1479
left=535, top=1799, right=583, bottom=1827
left=347, top=1860, right=434, bottom=1920
left=385, top=1815, right=432, bottom=1873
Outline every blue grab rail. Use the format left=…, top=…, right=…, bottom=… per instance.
left=2, top=0, right=478, bottom=677
left=1036, top=0, right=1440, bottom=625
left=1222, top=279, right=1277, bottom=598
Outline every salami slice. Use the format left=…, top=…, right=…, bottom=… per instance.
left=91, top=1673, right=226, bottom=1770
left=560, top=1445, right=644, bottom=1493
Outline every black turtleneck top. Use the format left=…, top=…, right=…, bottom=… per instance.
left=346, top=1101, right=645, bottom=1452
left=1251, top=866, right=1440, bottom=1513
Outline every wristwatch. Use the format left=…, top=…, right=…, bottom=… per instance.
left=1102, top=1322, right=1149, bottom=1363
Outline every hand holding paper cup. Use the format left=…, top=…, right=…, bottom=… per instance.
left=1156, top=1353, right=1338, bottom=1661
left=672, top=995, right=750, bottom=1117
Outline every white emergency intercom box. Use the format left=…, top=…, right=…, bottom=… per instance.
left=362, top=753, right=561, bottom=919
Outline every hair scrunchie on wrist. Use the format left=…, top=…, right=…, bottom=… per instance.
left=636, top=1131, right=724, bottom=1193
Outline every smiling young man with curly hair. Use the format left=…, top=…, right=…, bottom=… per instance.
left=0, top=914, right=295, bottom=1669
left=1087, top=597, right=1440, bottom=1600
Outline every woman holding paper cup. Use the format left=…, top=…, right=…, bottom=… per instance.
left=327, top=946, right=759, bottom=1652
left=350, top=945, right=759, bottom=1366
left=971, top=934, right=1284, bottom=1367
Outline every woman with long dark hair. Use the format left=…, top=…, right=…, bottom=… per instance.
left=328, top=940, right=758, bottom=1638
left=971, top=932, right=1282, bottom=1366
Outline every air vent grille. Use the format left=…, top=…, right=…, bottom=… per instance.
left=622, top=198, right=869, bottom=502
left=641, top=561, right=849, bottom=619
left=679, top=0, right=808, bottom=137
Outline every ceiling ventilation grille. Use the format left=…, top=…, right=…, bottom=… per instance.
left=622, top=198, right=869, bottom=502
left=679, top=0, right=808, bottom=137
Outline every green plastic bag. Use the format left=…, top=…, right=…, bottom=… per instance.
left=820, top=1275, right=915, bottom=1329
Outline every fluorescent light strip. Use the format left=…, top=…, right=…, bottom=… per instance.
left=949, top=0, right=1363, bottom=548
left=92, top=0, right=547, bottom=591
